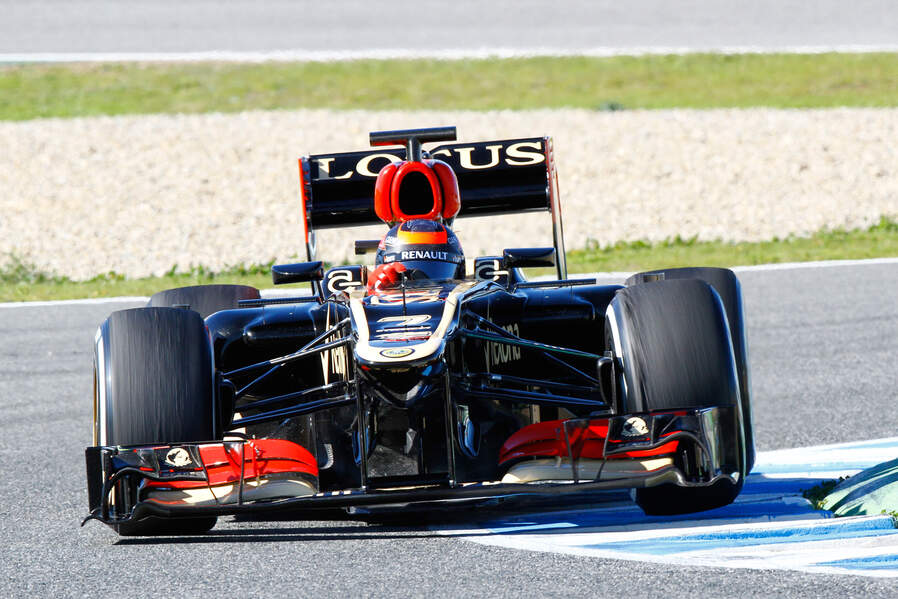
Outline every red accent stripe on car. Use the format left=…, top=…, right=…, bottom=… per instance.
left=499, top=419, right=681, bottom=465
left=145, top=439, right=318, bottom=490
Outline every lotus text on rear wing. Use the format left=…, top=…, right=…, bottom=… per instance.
left=314, top=141, right=546, bottom=181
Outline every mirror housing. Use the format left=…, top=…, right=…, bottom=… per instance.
left=271, top=261, right=324, bottom=285
left=502, top=247, right=556, bottom=269
left=354, top=239, right=381, bottom=255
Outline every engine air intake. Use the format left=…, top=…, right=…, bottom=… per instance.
left=374, top=159, right=460, bottom=225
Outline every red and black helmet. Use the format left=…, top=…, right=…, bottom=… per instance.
left=374, top=219, right=465, bottom=284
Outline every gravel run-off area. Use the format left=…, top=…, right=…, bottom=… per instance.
left=1, top=108, right=896, bottom=280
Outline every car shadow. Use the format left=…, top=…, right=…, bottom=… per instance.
left=113, top=521, right=488, bottom=546
left=114, top=474, right=830, bottom=545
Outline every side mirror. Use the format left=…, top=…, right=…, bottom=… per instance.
left=271, top=261, right=324, bottom=285
left=502, top=247, right=556, bottom=269
left=354, top=239, right=381, bottom=255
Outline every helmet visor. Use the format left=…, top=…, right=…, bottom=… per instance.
left=388, top=260, right=462, bottom=284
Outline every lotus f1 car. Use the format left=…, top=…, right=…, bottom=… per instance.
left=84, top=127, right=754, bottom=535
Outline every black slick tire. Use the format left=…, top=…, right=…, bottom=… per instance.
left=95, top=307, right=218, bottom=535
left=148, top=284, right=261, bottom=319
left=626, top=267, right=755, bottom=473
left=606, top=279, right=745, bottom=515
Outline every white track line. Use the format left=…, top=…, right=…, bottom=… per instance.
left=1, top=257, right=895, bottom=308
left=0, top=296, right=151, bottom=308
left=731, top=257, right=898, bottom=272
left=588, top=257, right=898, bottom=281
left=0, top=288, right=307, bottom=308
left=3, top=45, right=898, bottom=64
left=440, top=437, right=898, bottom=578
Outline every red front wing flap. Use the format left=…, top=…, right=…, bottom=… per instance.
left=498, top=410, right=729, bottom=484
left=85, top=438, right=319, bottom=523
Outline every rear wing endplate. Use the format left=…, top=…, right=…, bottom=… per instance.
left=299, top=137, right=567, bottom=278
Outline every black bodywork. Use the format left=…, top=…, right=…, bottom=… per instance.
left=209, top=276, right=620, bottom=490
left=84, top=129, right=750, bottom=528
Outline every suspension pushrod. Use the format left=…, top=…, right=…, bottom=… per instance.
left=222, top=318, right=350, bottom=378
left=232, top=395, right=356, bottom=427
left=465, top=372, right=599, bottom=395
left=235, top=337, right=349, bottom=397
left=459, top=385, right=606, bottom=409
left=461, top=316, right=601, bottom=385
left=236, top=380, right=350, bottom=413
left=236, top=364, right=282, bottom=398
left=463, top=330, right=600, bottom=359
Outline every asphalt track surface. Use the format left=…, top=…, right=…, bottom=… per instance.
left=3, top=0, right=898, bottom=56
left=2, top=261, right=897, bottom=596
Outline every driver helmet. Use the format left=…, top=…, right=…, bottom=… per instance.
left=369, top=219, right=465, bottom=291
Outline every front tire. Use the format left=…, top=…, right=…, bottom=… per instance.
left=626, top=267, right=754, bottom=473
left=95, top=307, right=218, bottom=535
left=148, top=284, right=260, bottom=319
left=606, top=279, right=745, bottom=515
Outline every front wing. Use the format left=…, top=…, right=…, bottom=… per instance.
left=83, top=407, right=739, bottom=527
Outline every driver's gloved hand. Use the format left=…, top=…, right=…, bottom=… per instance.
left=367, top=262, right=408, bottom=294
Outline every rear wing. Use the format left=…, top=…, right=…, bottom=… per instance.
left=299, top=136, right=567, bottom=278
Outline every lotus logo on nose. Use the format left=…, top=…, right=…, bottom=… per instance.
left=164, top=447, right=192, bottom=467
left=380, top=347, right=414, bottom=358
left=622, top=416, right=649, bottom=437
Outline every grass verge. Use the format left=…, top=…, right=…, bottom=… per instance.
left=0, top=257, right=279, bottom=303
left=3, top=53, right=898, bottom=120
left=2, top=218, right=896, bottom=302
left=566, top=217, right=898, bottom=273
left=802, top=478, right=845, bottom=511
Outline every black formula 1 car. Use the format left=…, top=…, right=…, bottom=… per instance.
left=84, top=127, right=754, bottom=535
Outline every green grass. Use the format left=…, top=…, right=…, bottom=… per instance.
left=3, top=53, right=898, bottom=120
left=802, top=478, right=846, bottom=511
left=3, top=218, right=896, bottom=302
left=0, top=257, right=278, bottom=302
left=566, top=217, right=898, bottom=273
